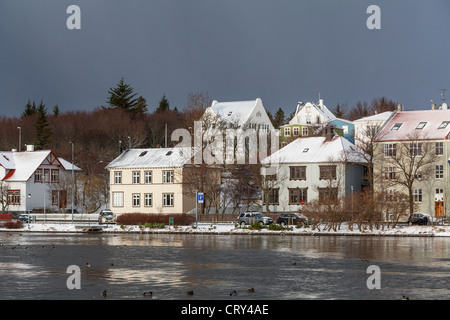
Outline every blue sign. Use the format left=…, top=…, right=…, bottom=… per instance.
left=197, top=192, right=204, bottom=204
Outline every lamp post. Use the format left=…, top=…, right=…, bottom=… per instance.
left=17, top=127, right=21, bottom=151
left=69, top=141, right=74, bottom=224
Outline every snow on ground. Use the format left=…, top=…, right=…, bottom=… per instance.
left=2, top=222, right=450, bottom=237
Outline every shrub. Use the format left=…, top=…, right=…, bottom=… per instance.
left=0, top=220, right=24, bottom=229
left=116, top=213, right=195, bottom=226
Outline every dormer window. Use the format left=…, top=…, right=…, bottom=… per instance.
left=415, top=122, right=427, bottom=130
left=438, top=121, right=450, bottom=129
left=391, top=123, right=402, bottom=131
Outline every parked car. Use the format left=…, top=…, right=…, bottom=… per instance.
left=237, top=212, right=273, bottom=226
left=408, top=213, right=430, bottom=225
left=98, top=209, right=116, bottom=224
left=276, top=213, right=308, bottom=226
left=18, top=213, right=30, bottom=223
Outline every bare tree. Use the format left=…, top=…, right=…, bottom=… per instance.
left=0, top=181, right=10, bottom=213
left=376, top=132, right=439, bottom=214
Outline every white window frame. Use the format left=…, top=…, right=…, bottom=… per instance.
left=163, top=193, right=174, bottom=207
left=112, top=192, right=124, bottom=207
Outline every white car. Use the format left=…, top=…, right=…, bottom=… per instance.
left=98, top=210, right=116, bottom=224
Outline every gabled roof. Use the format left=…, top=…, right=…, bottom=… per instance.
left=353, top=111, right=393, bottom=123
left=374, top=110, right=450, bottom=142
left=261, top=136, right=368, bottom=165
left=106, top=147, right=193, bottom=169
left=289, top=100, right=336, bottom=125
left=0, top=150, right=80, bottom=182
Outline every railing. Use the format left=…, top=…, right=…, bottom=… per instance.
left=30, top=213, right=98, bottom=223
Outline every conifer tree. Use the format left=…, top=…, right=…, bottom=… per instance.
left=155, top=94, right=170, bottom=113
left=34, top=101, right=52, bottom=150
left=272, top=107, right=286, bottom=129
left=21, top=100, right=37, bottom=118
left=107, top=78, right=138, bottom=112
left=53, top=105, right=61, bottom=117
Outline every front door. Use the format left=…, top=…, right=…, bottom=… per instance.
left=435, top=201, right=444, bottom=217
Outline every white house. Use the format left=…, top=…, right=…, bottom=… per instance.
left=203, top=98, right=274, bottom=132
left=353, top=111, right=394, bottom=147
left=261, top=135, right=368, bottom=213
left=287, top=99, right=336, bottom=126
left=0, top=146, right=81, bottom=214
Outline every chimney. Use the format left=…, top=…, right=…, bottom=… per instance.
left=26, top=145, right=34, bottom=151
left=324, top=124, right=335, bottom=141
left=397, top=104, right=402, bottom=112
left=432, top=103, right=436, bottom=110
left=319, top=99, right=324, bottom=109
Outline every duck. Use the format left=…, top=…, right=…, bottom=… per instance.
left=143, top=291, right=152, bottom=297
left=361, top=259, right=369, bottom=263
left=402, top=296, right=409, bottom=300
left=187, top=291, right=194, bottom=296
left=86, top=263, right=92, bottom=267
left=110, top=263, right=114, bottom=266
left=247, top=288, right=255, bottom=293
left=230, top=291, right=237, bottom=296
left=101, top=290, right=108, bottom=297
left=292, top=262, right=296, bottom=265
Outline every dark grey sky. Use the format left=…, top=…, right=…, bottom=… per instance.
left=1, top=0, right=449, bottom=118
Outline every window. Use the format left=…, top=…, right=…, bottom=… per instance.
left=114, top=171, right=122, bottom=184
left=44, top=169, right=50, bottom=183
left=34, top=169, right=42, bottom=183
left=51, top=169, right=59, bottom=183
left=132, top=193, right=140, bottom=207
left=132, top=171, right=140, bottom=184
left=163, top=193, right=174, bottom=206
left=163, top=170, right=174, bottom=183
left=436, top=165, right=444, bottom=179
left=435, top=142, right=444, bottom=155
left=264, top=189, right=279, bottom=205
left=290, top=166, right=306, bottom=180
left=391, top=123, right=402, bottom=131
left=384, top=143, right=397, bottom=157
left=284, top=127, right=291, bottom=136
left=144, top=171, right=152, bottom=184
left=342, top=125, right=349, bottom=134
left=7, top=190, right=20, bottom=205
left=413, top=189, right=422, bottom=202
left=319, top=165, right=337, bottom=180
left=386, top=189, right=397, bottom=202
left=112, top=192, right=123, bottom=207
left=144, top=193, right=153, bottom=207
left=384, top=167, right=396, bottom=180
left=409, top=142, right=422, bottom=157
left=289, top=188, right=307, bottom=205
left=293, top=127, right=299, bottom=136
left=415, top=122, right=427, bottom=129
left=302, top=127, right=308, bottom=136
left=318, top=187, right=338, bottom=203
left=438, top=121, right=450, bottom=129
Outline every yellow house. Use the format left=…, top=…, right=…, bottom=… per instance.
left=106, top=147, right=196, bottom=215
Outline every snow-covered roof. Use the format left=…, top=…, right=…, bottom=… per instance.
left=261, top=136, right=368, bottom=165
left=354, top=111, right=393, bottom=122
left=0, top=150, right=81, bottom=182
left=207, top=99, right=260, bottom=126
left=375, top=110, right=450, bottom=142
left=106, top=147, right=193, bottom=169
left=289, top=100, right=336, bottom=125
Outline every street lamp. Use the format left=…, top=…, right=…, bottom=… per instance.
left=17, top=127, right=21, bottom=151
left=69, top=141, right=74, bottom=224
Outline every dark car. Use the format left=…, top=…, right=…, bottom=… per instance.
left=18, top=213, right=30, bottom=223
left=408, top=213, right=430, bottom=225
left=276, top=213, right=308, bottom=226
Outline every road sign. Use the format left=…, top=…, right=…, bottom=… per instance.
left=197, top=192, right=204, bottom=204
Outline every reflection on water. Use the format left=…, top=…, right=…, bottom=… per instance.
left=0, top=233, right=450, bottom=299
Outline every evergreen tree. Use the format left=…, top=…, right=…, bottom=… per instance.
left=34, top=101, right=52, bottom=150
left=272, top=107, right=286, bottom=129
left=334, top=103, right=345, bottom=119
left=21, top=100, right=37, bottom=118
left=155, top=94, right=170, bottom=113
left=133, top=96, right=148, bottom=114
left=107, top=78, right=138, bottom=112
left=53, top=105, right=61, bottom=117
